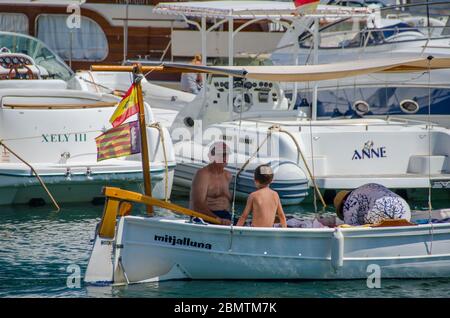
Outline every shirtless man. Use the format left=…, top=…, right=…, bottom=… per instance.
left=190, top=142, right=232, bottom=225
left=237, top=165, right=287, bottom=228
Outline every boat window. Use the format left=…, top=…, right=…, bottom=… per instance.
left=299, top=18, right=368, bottom=49
left=0, top=32, right=73, bottom=81
left=400, top=99, right=419, bottom=114
left=36, top=14, right=108, bottom=62
left=353, top=100, right=370, bottom=116
left=0, top=13, right=28, bottom=34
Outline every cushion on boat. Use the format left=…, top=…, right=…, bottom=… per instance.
left=371, top=219, right=417, bottom=227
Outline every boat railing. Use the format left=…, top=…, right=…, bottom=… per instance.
left=313, top=26, right=450, bottom=50
left=242, top=117, right=436, bottom=129
left=384, top=115, right=439, bottom=127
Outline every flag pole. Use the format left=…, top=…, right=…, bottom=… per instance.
left=133, top=63, right=154, bottom=215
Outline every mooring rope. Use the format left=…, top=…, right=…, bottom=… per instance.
left=0, top=140, right=60, bottom=212
left=230, top=121, right=327, bottom=212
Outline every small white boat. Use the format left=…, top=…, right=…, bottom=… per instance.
left=84, top=188, right=450, bottom=284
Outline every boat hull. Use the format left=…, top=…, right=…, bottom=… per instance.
left=87, top=217, right=450, bottom=283
left=0, top=169, right=174, bottom=205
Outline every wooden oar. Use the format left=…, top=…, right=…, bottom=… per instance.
left=103, top=187, right=221, bottom=225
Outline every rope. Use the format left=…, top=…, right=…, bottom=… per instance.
left=229, top=87, right=245, bottom=249
left=274, top=125, right=327, bottom=210
left=234, top=127, right=273, bottom=179
left=77, top=76, right=116, bottom=94
left=0, top=140, right=60, bottom=212
left=147, top=122, right=170, bottom=202
left=86, top=71, right=100, bottom=93
left=231, top=122, right=326, bottom=210
left=426, top=55, right=434, bottom=255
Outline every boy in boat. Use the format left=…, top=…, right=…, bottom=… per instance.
left=333, top=183, right=411, bottom=226
left=236, top=165, right=287, bottom=228
left=190, top=141, right=233, bottom=225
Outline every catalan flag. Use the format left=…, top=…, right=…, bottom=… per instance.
left=109, top=83, right=139, bottom=128
left=95, top=121, right=141, bottom=161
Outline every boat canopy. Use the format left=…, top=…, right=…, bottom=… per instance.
left=154, top=1, right=297, bottom=19
left=153, top=1, right=372, bottom=19
left=163, top=55, right=450, bottom=82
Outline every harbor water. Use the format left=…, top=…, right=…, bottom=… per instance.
left=1, top=195, right=450, bottom=298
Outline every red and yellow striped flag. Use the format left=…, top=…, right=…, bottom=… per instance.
left=109, top=83, right=139, bottom=128
left=294, top=0, right=319, bottom=12
left=95, top=121, right=141, bottom=161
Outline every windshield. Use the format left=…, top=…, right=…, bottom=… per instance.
left=0, top=31, right=73, bottom=81
left=298, top=2, right=450, bottom=49
left=211, top=56, right=273, bottom=66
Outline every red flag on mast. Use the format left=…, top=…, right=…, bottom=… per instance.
left=294, top=0, right=320, bottom=12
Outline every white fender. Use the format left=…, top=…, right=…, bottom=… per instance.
left=331, top=228, right=344, bottom=271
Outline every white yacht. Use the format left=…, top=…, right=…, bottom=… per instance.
left=271, top=2, right=450, bottom=125
left=0, top=32, right=176, bottom=205
left=168, top=56, right=450, bottom=205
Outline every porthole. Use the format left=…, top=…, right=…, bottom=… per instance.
left=352, top=100, right=370, bottom=116
left=400, top=99, right=419, bottom=114
left=183, top=117, right=195, bottom=127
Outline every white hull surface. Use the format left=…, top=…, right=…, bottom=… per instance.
left=85, top=217, right=450, bottom=284
left=0, top=164, right=174, bottom=205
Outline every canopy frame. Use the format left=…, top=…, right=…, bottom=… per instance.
left=153, top=1, right=374, bottom=119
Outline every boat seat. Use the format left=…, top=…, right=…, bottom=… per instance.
left=371, top=219, right=417, bottom=227
left=0, top=79, right=68, bottom=90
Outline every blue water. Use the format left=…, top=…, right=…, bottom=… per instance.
left=1, top=195, right=450, bottom=298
